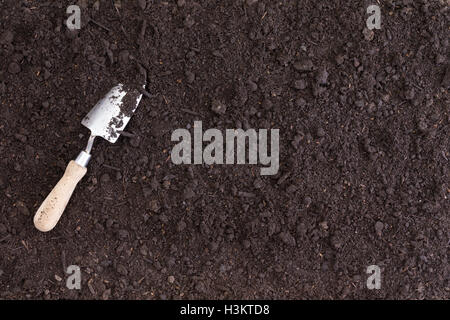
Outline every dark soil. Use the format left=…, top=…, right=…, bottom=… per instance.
left=0, top=0, right=449, bottom=300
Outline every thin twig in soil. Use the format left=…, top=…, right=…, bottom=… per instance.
left=140, top=19, right=147, bottom=40
left=307, top=38, right=319, bottom=46
left=133, top=57, right=151, bottom=71
left=61, top=250, right=67, bottom=272
left=111, top=0, right=130, bottom=41
left=0, top=235, right=11, bottom=242
left=89, top=19, right=111, bottom=33
left=111, top=0, right=121, bottom=17
left=131, top=58, right=149, bottom=86
left=396, top=101, right=407, bottom=108
left=117, top=130, right=136, bottom=138
left=114, top=201, right=128, bottom=207
left=180, top=108, right=201, bottom=116
left=138, top=87, right=155, bottom=99
left=103, top=164, right=122, bottom=171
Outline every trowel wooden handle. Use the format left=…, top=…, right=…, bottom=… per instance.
left=34, top=161, right=87, bottom=232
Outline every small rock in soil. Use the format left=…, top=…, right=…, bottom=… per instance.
left=319, top=221, right=328, bottom=230
left=22, top=279, right=33, bottom=290
left=253, top=178, right=264, bottom=189
left=304, top=196, right=312, bottom=207
left=294, top=79, right=307, bottom=90
left=8, top=62, right=21, bottom=74
left=211, top=99, right=227, bottom=115
left=247, top=80, right=258, bottom=91
left=118, top=229, right=129, bottom=240
left=116, top=264, right=128, bottom=276
left=316, top=127, right=325, bottom=137
left=185, top=71, right=195, bottom=83
left=159, top=214, right=168, bottom=224
left=149, top=200, right=160, bottom=212
left=137, top=0, right=147, bottom=10
left=262, top=99, right=272, bottom=110
left=0, top=30, right=14, bottom=44
left=100, top=173, right=110, bottom=184
left=363, top=28, right=374, bottom=41
left=330, top=236, right=343, bottom=249
left=237, top=85, right=248, bottom=104
left=195, top=281, right=206, bottom=293
left=118, top=50, right=130, bottom=65
left=15, top=201, right=30, bottom=216
left=184, top=186, right=196, bottom=199
left=335, top=54, right=345, bottom=65
left=405, top=88, right=415, bottom=100
left=442, top=65, right=450, bottom=87
left=293, top=59, right=314, bottom=72
left=184, top=15, right=195, bottom=28
left=295, top=97, right=306, bottom=107
left=14, top=134, right=27, bottom=143
left=130, top=137, right=141, bottom=147
left=279, top=231, right=296, bottom=246
left=375, top=221, right=384, bottom=236
left=176, top=220, right=186, bottom=232
left=286, top=184, right=297, bottom=193
left=316, top=68, right=329, bottom=85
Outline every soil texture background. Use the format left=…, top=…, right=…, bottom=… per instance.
left=0, top=0, right=449, bottom=299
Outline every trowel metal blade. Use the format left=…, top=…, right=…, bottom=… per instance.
left=81, top=84, right=142, bottom=143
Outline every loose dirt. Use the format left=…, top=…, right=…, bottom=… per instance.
left=0, top=0, right=448, bottom=299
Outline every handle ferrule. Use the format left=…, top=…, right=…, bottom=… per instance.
left=75, top=151, right=91, bottom=167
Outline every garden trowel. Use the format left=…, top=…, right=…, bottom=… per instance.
left=33, top=84, right=143, bottom=232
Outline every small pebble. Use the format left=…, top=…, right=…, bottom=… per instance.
left=177, top=220, right=186, bottom=232
left=405, top=88, right=415, bottom=100
left=247, top=80, right=258, bottom=91
left=8, top=62, right=21, bottom=74
left=118, top=50, right=130, bottom=65
left=149, top=200, right=160, bottom=212
left=100, top=173, right=110, bottom=184
left=116, top=264, right=128, bottom=276
left=375, top=221, right=384, bottom=235
left=185, top=71, right=195, bottom=83
left=294, top=79, right=307, bottom=90
left=211, top=99, right=227, bottom=115
left=335, top=54, right=345, bottom=65
left=262, top=99, right=272, bottom=110
left=138, top=0, right=146, bottom=10
left=184, top=15, right=195, bottom=28
left=316, top=127, right=325, bottom=137
left=0, top=30, right=14, bottom=44
left=295, top=97, right=306, bottom=107
left=279, top=231, right=296, bottom=246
